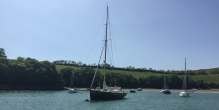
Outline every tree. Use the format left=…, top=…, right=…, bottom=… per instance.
left=79, top=67, right=96, bottom=87
left=71, top=61, right=76, bottom=65
left=166, top=74, right=182, bottom=89
left=0, top=48, right=7, bottom=58
left=68, top=60, right=71, bottom=64
left=211, top=68, right=219, bottom=74
left=197, top=80, right=205, bottom=89
left=138, top=77, right=147, bottom=87
left=197, top=69, right=207, bottom=75
left=188, top=80, right=197, bottom=89
left=149, top=68, right=153, bottom=71
left=77, top=61, right=82, bottom=66
left=60, top=67, right=74, bottom=86
left=82, top=63, right=87, bottom=66
left=60, top=60, right=65, bottom=64
left=64, top=60, right=68, bottom=64
left=17, top=56, right=25, bottom=61
left=208, top=82, right=217, bottom=88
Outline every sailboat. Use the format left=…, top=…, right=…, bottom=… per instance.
left=160, top=72, right=165, bottom=93
left=89, top=6, right=127, bottom=100
left=179, top=58, right=189, bottom=97
left=160, top=72, right=171, bottom=94
left=69, top=65, right=77, bottom=93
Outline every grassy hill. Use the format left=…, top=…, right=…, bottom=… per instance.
left=56, top=65, right=219, bottom=84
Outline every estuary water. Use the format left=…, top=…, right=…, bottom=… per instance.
left=0, top=90, right=219, bottom=110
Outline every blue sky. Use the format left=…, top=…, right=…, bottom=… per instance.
left=0, top=0, right=219, bottom=71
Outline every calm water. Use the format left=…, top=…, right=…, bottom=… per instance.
left=0, top=90, right=219, bottom=110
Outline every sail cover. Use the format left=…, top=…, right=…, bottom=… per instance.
left=103, top=81, right=121, bottom=91
left=103, top=81, right=109, bottom=90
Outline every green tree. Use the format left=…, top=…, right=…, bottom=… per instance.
left=146, top=75, right=163, bottom=88
left=71, top=61, right=76, bottom=65
left=60, top=67, right=74, bottom=86
left=0, top=48, right=7, bottom=58
left=17, top=56, right=25, bottom=61
left=211, top=68, right=219, bottom=74
left=77, top=61, right=82, bottom=66
left=197, top=80, right=205, bottom=89
left=0, top=58, right=9, bottom=83
left=188, top=80, right=197, bottom=89
left=166, top=74, right=182, bottom=89
left=197, top=69, right=207, bottom=75
left=138, top=77, right=147, bottom=88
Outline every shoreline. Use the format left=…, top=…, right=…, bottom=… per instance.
left=72, top=88, right=219, bottom=93
left=1, top=86, right=219, bottom=93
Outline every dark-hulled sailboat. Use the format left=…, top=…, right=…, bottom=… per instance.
left=89, top=6, right=127, bottom=100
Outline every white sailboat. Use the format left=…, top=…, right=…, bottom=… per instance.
left=179, top=58, right=189, bottom=97
left=160, top=72, right=166, bottom=93
left=69, top=65, right=77, bottom=93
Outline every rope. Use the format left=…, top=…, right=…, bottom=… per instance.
left=86, top=45, right=105, bottom=100
left=85, top=12, right=106, bottom=64
left=90, top=45, right=104, bottom=88
left=108, top=20, right=119, bottom=67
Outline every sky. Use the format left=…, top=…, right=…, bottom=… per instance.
left=0, top=0, right=219, bottom=71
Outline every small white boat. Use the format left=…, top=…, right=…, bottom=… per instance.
left=179, top=90, right=189, bottom=97
left=69, top=88, right=77, bottom=93
left=137, top=88, right=142, bottom=91
left=191, top=88, right=198, bottom=91
left=179, top=58, right=189, bottom=97
left=69, top=65, right=77, bottom=93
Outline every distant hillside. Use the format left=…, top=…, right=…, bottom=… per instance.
left=56, top=65, right=219, bottom=84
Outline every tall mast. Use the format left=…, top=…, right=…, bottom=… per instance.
left=72, top=64, right=74, bottom=88
left=104, top=6, right=108, bottom=82
left=185, top=57, right=187, bottom=91
left=164, top=72, right=166, bottom=88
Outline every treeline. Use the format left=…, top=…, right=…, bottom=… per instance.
left=53, top=60, right=219, bottom=75
left=0, top=57, right=64, bottom=90
left=1, top=57, right=219, bottom=90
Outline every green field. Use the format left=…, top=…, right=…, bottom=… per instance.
left=56, top=65, right=219, bottom=84
left=188, top=74, right=219, bottom=83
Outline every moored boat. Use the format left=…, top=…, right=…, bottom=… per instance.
left=191, top=88, right=198, bottom=91
left=130, top=89, right=136, bottom=93
left=163, top=89, right=171, bottom=94
left=137, top=88, right=142, bottom=91
left=89, top=6, right=127, bottom=100
left=69, top=65, right=77, bottom=93
left=161, top=72, right=171, bottom=94
left=179, top=58, right=189, bottom=97
left=179, top=90, right=189, bottom=96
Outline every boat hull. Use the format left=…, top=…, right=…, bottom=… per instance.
left=179, top=92, right=189, bottom=97
left=69, top=91, right=77, bottom=93
left=163, top=91, right=171, bottom=94
left=69, top=89, right=77, bottom=93
left=130, top=91, right=136, bottom=93
left=137, top=88, right=142, bottom=91
left=90, top=90, right=127, bottom=100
